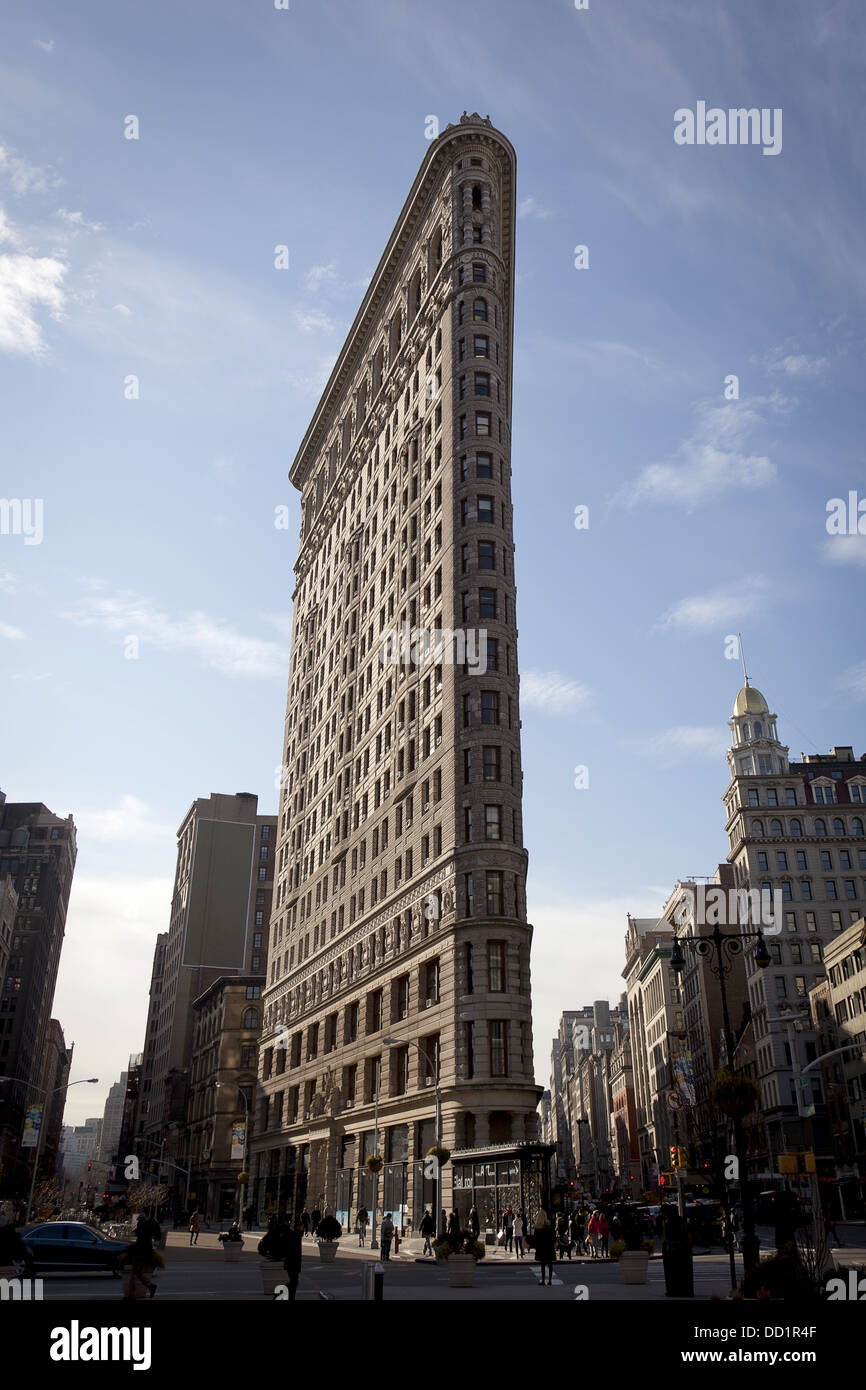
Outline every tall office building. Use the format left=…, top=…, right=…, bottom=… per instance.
left=723, top=682, right=866, bottom=1172
left=0, top=792, right=77, bottom=1195
left=138, top=792, right=275, bottom=1195
left=251, top=114, right=545, bottom=1235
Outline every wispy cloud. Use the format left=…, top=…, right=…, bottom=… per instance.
left=518, top=196, right=553, bottom=221
left=0, top=211, right=66, bottom=356
left=0, top=621, right=24, bottom=640
left=295, top=308, right=336, bottom=334
left=304, top=262, right=338, bottom=292
left=839, top=661, right=866, bottom=700
left=822, top=535, right=866, bottom=568
left=654, top=577, right=771, bottom=632
left=624, top=396, right=784, bottom=510
left=521, top=670, right=590, bottom=716
left=32, top=38, right=55, bottom=53
left=638, top=725, right=729, bottom=765
left=0, top=142, right=60, bottom=196
left=75, top=795, right=175, bottom=843
left=754, top=345, right=830, bottom=379
left=0, top=569, right=17, bottom=593
left=61, top=590, right=288, bottom=678
left=56, top=208, right=105, bottom=233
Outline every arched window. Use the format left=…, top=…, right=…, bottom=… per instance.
left=473, top=297, right=488, bottom=322
left=814, top=818, right=826, bottom=836
left=472, top=183, right=483, bottom=211
left=370, top=347, right=382, bottom=400
left=754, top=721, right=763, bottom=737
left=750, top=819, right=764, bottom=836
left=744, top=723, right=751, bottom=740
left=833, top=817, right=844, bottom=836
left=770, top=818, right=782, bottom=837
left=410, top=267, right=423, bottom=321
left=430, top=228, right=443, bottom=276
left=243, top=1007, right=259, bottom=1029
left=790, top=819, right=802, bottom=837
left=853, top=818, right=864, bottom=837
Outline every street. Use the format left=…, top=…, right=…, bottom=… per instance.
left=28, top=1223, right=866, bottom=1302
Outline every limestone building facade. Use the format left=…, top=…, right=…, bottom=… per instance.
left=251, top=114, right=543, bottom=1233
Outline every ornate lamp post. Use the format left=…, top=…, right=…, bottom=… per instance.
left=670, top=921, right=771, bottom=1277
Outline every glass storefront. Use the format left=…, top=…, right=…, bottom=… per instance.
left=452, top=1148, right=552, bottom=1235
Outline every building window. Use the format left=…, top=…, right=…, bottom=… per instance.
left=424, top=959, right=440, bottom=1004
left=368, top=989, right=383, bottom=1034
left=490, top=1021, right=507, bottom=1075
left=245, top=986, right=261, bottom=999
left=465, top=872, right=474, bottom=917
left=485, top=805, right=502, bottom=841
left=472, top=264, right=487, bottom=283
left=478, top=541, right=496, bottom=569
left=488, top=940, right=505, bottom=991
left=475, top=412, right=492, bottom=436
left=486, top=871, right=504, bottom=916
left=243, top=1008, right=259, bottom=1028
left=475, top=373, right=490, bottom=397
left=479, top=588, right=497, bottom=620
left=477, top=495, right=494, bottom=524
left=482, top=746, right=501, bottom=780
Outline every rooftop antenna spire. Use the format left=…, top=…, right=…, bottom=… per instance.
left=738, top=632, right=749, bottom=687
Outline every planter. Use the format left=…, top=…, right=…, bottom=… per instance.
left=260, top=1260, right=285, bottom=1297
left=317, top=1240, right=339, bottom=1263
left=447, top=1253, right=476, bottom=1288
left=620, top=1250, right=650, bottom=1285
left=223, top=1241, right=244, bottom=1261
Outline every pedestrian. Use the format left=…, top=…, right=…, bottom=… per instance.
left=245, top=1202, right=256, bottom=1232
left=597, top=1209, right=610, bottom=1258
left=556, top=1212, right=572, bottom=1260
left=380, top=1212, right=395, bottom=1261
left=121, top=1231, right=161, bottom=1300
left=823, top=1211, right=842, bottom=1246
left=419, top=1208, right=435, bottom=1256
left=569, top=1209, right=584, bottom=1255
left=469, top=1204, right=480, bottom=1239
left=259, top=1214, right=290, bottom=1261
left=513, top=1209, right=525, bottom=1259
left=310, top=1206, right=321, bottom=1237
left=440, top=1208, right=447, bottom=1239
left=188, top=1211, right=200, bottom=1246
left=587, top=1209, right=601, bottom=1258
left=503, top=1206, right=515, bottom=1252
left=282, top=1217, right=304, bottom=1302
left=356, top=1205, right=369, bottom=1246
left=301, top=1208, right=310, bottom=1235
left=533, top=1210, right=555, bottom=1286
left=447, top=1209, right=461, bottom=1243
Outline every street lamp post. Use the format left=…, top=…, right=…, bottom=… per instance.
left=0, top=1075, right=99, bottom=1221
left=671, top=920, right=771, bottom=1277
left=215, top=1081, right=251, bottom=1225
left=383, top=1035, right=441, bottom=1239
left=369, top=1067, right=381, bottom=1251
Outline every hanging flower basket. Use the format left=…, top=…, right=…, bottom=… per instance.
left=713, top=1068, right=760, bottom=1117
left=426, top=1146, right=451, bottom=1168
left=366, top=1155, right=383, bottom=1173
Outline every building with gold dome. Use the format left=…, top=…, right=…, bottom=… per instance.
left=722, top=680, right=866, bottom=1176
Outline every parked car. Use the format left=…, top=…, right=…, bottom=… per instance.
left=18, top=1222, right=133, bottom=1276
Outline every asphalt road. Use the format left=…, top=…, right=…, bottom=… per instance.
left=29, top=1224, right=866, bottom=1302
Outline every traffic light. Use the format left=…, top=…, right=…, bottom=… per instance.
left=87, top=1162, right=92, bottom=1172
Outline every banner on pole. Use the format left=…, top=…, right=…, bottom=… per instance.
left=22, top=1105, right=43, bottom=1148
left=231, top=1122, right=246, bottom=1160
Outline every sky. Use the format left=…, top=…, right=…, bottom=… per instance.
left=1, top=0, right=864, bottom=1129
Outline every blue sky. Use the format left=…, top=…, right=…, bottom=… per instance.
left=1, top=0, right=864, bottom=1127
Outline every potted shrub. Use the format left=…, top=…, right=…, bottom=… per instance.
left=434, top=1229, right=485, bottom=1287
left=218, top=1224, right=245, bottom=1261
left=712, top=1068, right=761, bottom=1118
left=316, top=1214, right=342, bottom=1263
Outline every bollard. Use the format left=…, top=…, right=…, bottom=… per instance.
left=361, top=1259, right=385, bottom=1301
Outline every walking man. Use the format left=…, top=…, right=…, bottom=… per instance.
left=356, top=1206, right=369, bottom=1246
left=282, top=1217, right=304, bottom=1302
left=419, top=1208, right=435, bottom=1256
left=513, top=1209, right=525, bottom=1259
left=188, top=1211, right=200, bottom=1246
left=380, top=1212, right=395, bottom=1261
left=503, top=1207, right=515, bottom=1253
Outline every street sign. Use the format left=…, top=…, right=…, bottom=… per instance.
left=666, top=1090, right=684, bottom=1112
